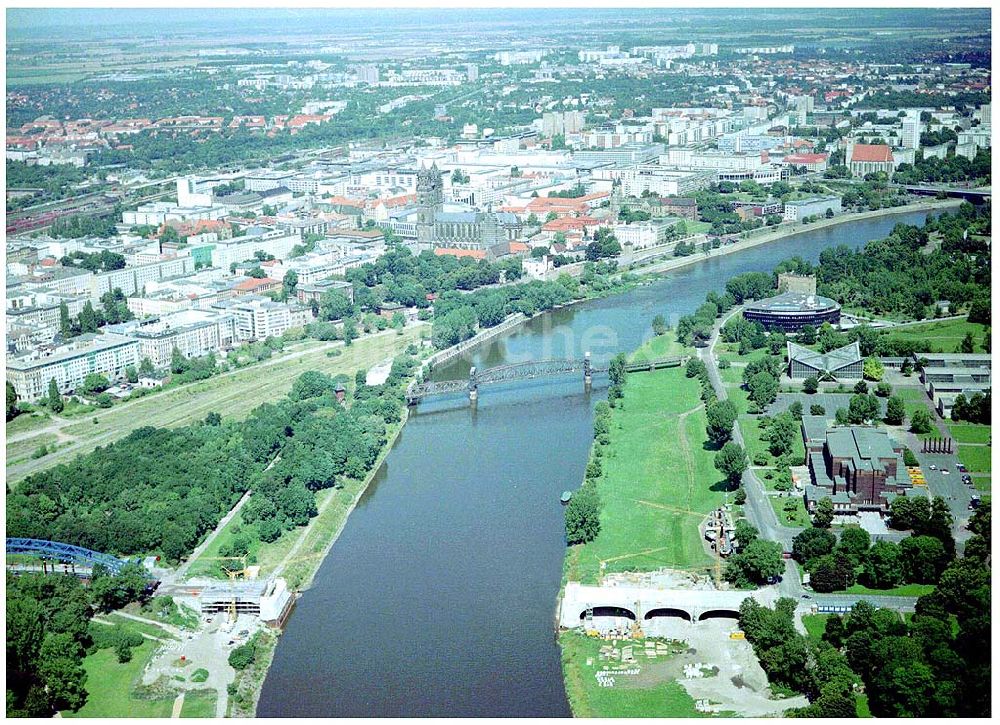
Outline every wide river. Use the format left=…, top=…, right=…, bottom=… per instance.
left=258, top=210, right=932, bottom=717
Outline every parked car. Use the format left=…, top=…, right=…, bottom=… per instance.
left=928, top=464, right=938, bottom=471
left=941, top=468, right=950, bottom=475
left=957, top=463, right=967, bottom=472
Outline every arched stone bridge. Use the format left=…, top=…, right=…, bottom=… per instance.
left=558, top=581, right=777, bottom=628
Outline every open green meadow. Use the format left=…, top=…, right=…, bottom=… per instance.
left=948, top=424, right=991, bottom=444
left=972, top=476, right=991, bottom=492
left=63, top=640, right=174, bottom=718
left=881, top=317, right=988, bottom=353
left=564, top=356, right=723, bottom=585
left=770, top=496, right=810, bottom=527
left=180, top=690, right=217, bottom=718
left=958, top=445, right=992, bottom=474
left=844, top=583, right=936, bottom=597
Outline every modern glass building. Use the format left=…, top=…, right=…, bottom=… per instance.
left=742, top=291, right=841, bottom=332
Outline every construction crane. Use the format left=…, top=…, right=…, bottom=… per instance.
left=217, top=555, right=250, bottom=581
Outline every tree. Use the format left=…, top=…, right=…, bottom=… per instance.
left=885, top=396, right=906, bottom=425
left=834, top=407, right=849, bottom=426
left=733, top=487, right=747, bottom=505
left=282, top=269, right=299, bottom=298
left=59, top=301, right=73, bottom=340
left=909, top=408, right=933, bottom=434
left=835, top=526, right=871, bottom=566
left=792, top=527, right=836, bottom=564
left=766, top=412, right=797, bottom=457
left=651, top=314, right=667, bottom=336
left=7, top=381, right=19, bottom=421
left=809, top=552, right=856, bottom=593
left=788, top=400, right=803, bottom=421
left=565, top=482, right=601, bottom=545
left=802, top=375, right=819, bottom=394
left=863, top=357, right=885, bottom=381
left=37, top=634, right=87, bottom=711
left=139, top=357, right=155, bottom=377
left=734, top=520, right=759, bottom=550
left=228, top=640, right=257, bottom=670
left=862, top=540, right=904, bottom=589
left=124, top=365, right=138, bottom=384
left=747, top=371, right=779, bottom=410
left=900, top=535, right=948, bottom=584
left=813, top=497, right=835, bottom=528
left=705, top=399, right=737, bottom=445
left=848, top=393, right=881, bottom=424
left=78, top=301, right=99, bottom=334
left=47, top=378, right=64, bottom=413
left=714, top=442, right=748, bottom=486
left=875, top=381, right=892, bottom=397
left=810, top=404, right=825, bottom=416
left=854, top=380, right=869, bottom=395
left=726, top=539, right=784, bottom=586
left=797, top=324, right=817, bottom=345
left=960, top=331, right=976, bottom=354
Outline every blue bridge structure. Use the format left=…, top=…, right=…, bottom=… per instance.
left=405, top=353, right=689, bottom=406
left=6, top=537, right=137, bottom=576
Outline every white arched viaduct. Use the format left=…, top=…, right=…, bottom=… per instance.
left=558, top=581, right=778, bottom=628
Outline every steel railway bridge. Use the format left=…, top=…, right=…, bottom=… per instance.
left=6, top=538, right=137, bottom=577
left=405, top=353, right=688, bottom=406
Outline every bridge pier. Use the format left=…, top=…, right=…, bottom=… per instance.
left=583, top=352, right=592, bottom=393
left=468, top=366, right=478, bottom=408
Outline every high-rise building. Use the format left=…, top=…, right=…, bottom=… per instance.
left=466, top=63, right=479, bottom=82
left=901, top=110, right=922, bottom=150
left=357, top=64, right=379, bottom=85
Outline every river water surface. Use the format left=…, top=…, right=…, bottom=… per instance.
left=257, top=211, right=932, bottom=717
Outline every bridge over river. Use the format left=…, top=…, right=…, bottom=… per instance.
left=406, top=353, right=688, bottom=406
left=6, top=537, right=146, bottom=578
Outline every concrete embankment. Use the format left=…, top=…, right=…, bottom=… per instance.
left=634, top=199, right=964, bottom=278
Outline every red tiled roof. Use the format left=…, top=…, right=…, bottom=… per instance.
left=851, top=144, right=893, bottom=163
left=784, top=153, right=828, bottom=164
left=433, top=248, right=487, bottom=260
left=234, top=277, right=279, bottom=292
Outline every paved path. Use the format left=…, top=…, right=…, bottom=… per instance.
left=172, top=489, right=254, bottom=582
left=112, top=610, right=185, bottom=638
left=171, top=693, right=185, bottom=718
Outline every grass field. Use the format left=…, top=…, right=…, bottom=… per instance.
left=893, top=386, right=936, bottom=424
left=972, top=476, right=991, bottom=492
left=801, top=614, right=829, bottom=646
left=881, top=318, right=988, bottom=353
left=948, top=424, right=991, bottom=444
left=563, top=356, right=722, bottom=585
left=739, top=415, right=806, bottom=467
left=63, top=640, right=174, bottom=718
left=856, top=694, right=873, bottom=718
left=7, top=326, right=426, bottom=484
left=559, top=631, right=719, bottom=718
left=629, top=332, right=689, bottom=361
left=844, top=583, right=936, bottom=597
left=770, top=496, right=810, bottom=527
left=958, top=445, right=992, bottom=474
left=180, top=690, right=217, bottom=718
left=5, top=410, right=51, bottom=436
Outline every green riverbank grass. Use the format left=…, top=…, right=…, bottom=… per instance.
left=180, top=690, right=217, bottom=718
left=563, top=363, right=722, bottom=585
left=881, top=317, right=988, bottom=353
left=63, top=640, right=174, bottom=718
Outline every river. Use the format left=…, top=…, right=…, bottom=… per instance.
left=257, top=210, right=934, bottom=717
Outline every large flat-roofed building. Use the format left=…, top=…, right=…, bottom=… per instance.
left=212, top=296, right=311, bottom=341
left=296, top=278, right=354, bottom=305
left=787, top=340, right=863, bottom=380
left=782, top=195, right=842, bottom=222
left=106, top=309, right=239, bottom=368
left=743, top=291, right=841, bottom=332
left=801, top=416, right=913, bottom=515
left=7, top=332, right=140, bottom=401
left=197, top=577, right=294, bottom=627
left=915, top=352, right=991, bottom=370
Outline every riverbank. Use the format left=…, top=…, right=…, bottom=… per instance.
left=632, top=198, right=964, bottom=278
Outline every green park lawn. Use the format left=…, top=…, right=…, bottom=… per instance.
left=629, top=332, right=690, bottom=361
left=881, top=317, right=988, bottom=353
left=958, top=445, right=992, bottom=474
left=180, top=690, right=217, bottom=718
left=739, top=416, right=806, bottom=467
left=63, top=640, right=174, bottom=718
left=893, top=386, right=935, bottom=423
left=563, top=364, right=722, bottom=585
left=801, top=614, right=829, bottom=645
left=844, top=583, right=936, bottom=597
left=948, top=424, right=991, bottom=444
left=770, top=496, right=810, bottom=527
left=972, top=476, right=991, bottom=493
left=559, top=631, right=721, bottom=718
